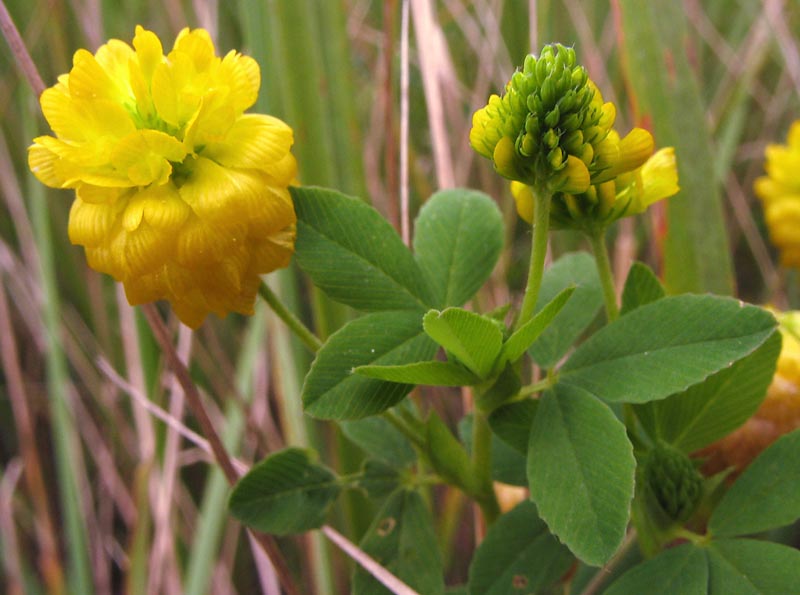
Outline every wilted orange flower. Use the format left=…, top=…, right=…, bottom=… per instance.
left=28, top=26, right=297, bottom=327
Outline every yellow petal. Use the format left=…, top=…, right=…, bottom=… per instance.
left=178, top=157, right=295, bottom=230
left=204, top=114, right=294, bottom=171
left=69, top=49, right=127, bottom=102
left=68, top=196, right=125, bottom=247
left=111, top=130, right=187, bottom=187
left=175, top=218, right=240, bottom=266
left=76, top=184, right=124, bottom=204
left=122, top=183, right=190, bottom=232
left=249, top=225, right=296, bottom=274
left=552, top=155, right=590, bottom=194
left=218, top=50, right=260, bottom=112
left=510, top=181, right=534, bottom=223
left=133, top=25, right=164, bottom=82
left=28, top=142, right=62, bottom=188
left=171, top=28, right=215, bottom=71
left=617, top=128, right=655, bottom=174
left=788, top=121, right=800, bottom=150
left=640, top=147, right=679, bottom=206
left=94, top=39, right=135, bottom=96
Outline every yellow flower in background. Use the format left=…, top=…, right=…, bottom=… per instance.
left=754, top=121, right=800, bottom=268
left=510, top=145, right=679, bottom=231
left=28, top=26, right=297, bottom=328
left=469, top=44, right=654, bottom=196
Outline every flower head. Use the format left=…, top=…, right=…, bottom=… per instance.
left=510, top=146, right=679, bottom=232
left=754, top=121, right=800, bottom=268
left=28, top=26, right=297, bottom=327
left=470, top=44, right=653, bottom=195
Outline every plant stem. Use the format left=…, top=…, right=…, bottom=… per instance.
left=517, top=376, right=555, bottom=398
left=0, top=0, right=46, bottom=96
left=578, top=529, right=637, bottom=595
left=588, top=227, right=620, bottom=322
left=140, top=304, right=303, bottom=595
left=471, top=411, right=501, bottom=525
left=258, top=280, right=322, bottom=353
left=515, top=185, right=551, bottom=331
left=382, top=410, right=426, bottom=449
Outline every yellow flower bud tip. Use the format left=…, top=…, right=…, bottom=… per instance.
left=510, top=181, right=535, bottom=224
left=755, top=120, right=800, bottom=269
left=470, top=43, right=618, bottom=190
left=28, top=26, right=297, bottom=328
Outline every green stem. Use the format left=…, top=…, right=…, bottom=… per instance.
left=382, top=411, right=426, bottom=449
left=516, top=376, right=555, bottom=398
left=471, top=411, right=501, bottom=525
left=516, top=185, right=552, bottom=331
left=588, top=227, right=619, bottom=322
left=258, top=281, right=323, bottom=353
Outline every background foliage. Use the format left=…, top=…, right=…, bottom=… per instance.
left=0, top=0, right=799, bottom=593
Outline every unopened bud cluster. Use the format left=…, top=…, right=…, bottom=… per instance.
left=470, top=44, right=617, bottom=193
left=643, top=441, right=703, bottom=523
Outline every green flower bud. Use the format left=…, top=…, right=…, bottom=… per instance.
left=470, top=43, right=618, bottom=193
left=642, top=442, right=703, bottom=523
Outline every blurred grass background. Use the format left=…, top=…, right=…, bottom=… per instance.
left=0, top=0, right=798, bottom=593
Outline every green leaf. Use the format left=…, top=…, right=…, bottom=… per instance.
left=302, top=311, right=437, bottom=419
left=340, top=416, right=416, bottom=466
left=291, top=186, right=433, bottom=311
left=604, top=544, right=708, bottom=595
left=635, top=332, right=781, bottom=453
left=356, top=460, right=404, bottom=500
left=426, top=412, right=475, bottom=492
left=528, top=385, right=635, bottom=566
left=423, top=308, right=503, bottom=379
left=528, top=252, right=603, bottom=368
left=228, top=448, right=340, bottom=535
left=354, top=360, right=480, bottom=386
left=709, top=429, right=800, bottom=538
left=619, top=2, right=734, bottom=295
left=488, top=399, right=538, bottom=454
left=353, top=489, right=444, bottom=595
left=467, top=501, right=573, bottom=595
left=707, top=539, right=800, bottom=594
left=500, top=287, right=575, bottom=367
left=413, top=189, right=504, bottom=308
left=620, top=262, right=665, bottom=316
left=559, top=296, right=777, bottom=404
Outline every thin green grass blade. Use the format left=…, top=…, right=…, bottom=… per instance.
left=24, top=94, right=95, bottom=595
left=619, top=1, right=734, bottom=295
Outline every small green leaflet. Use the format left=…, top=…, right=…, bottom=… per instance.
left=228, top=448, right=340, bottom=535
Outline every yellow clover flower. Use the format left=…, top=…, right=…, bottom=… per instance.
left=754, top=120, right=800, bottom=267
left=28, top=26, right=297, bottom=328
left=470, top=44, right=651, bottom=195
left=511, top=145, right=679, bottom=231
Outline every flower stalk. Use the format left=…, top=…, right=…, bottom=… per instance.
left=258, top=281, right=322, bottom=353
left=588, top=227, right=620, bottom=322
left=516, top=184, right=552, bottom=330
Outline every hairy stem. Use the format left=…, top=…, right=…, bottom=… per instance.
left=471, top=411, right=501, bottom=525
left=516, top=185, right=551, bottom=330
left=588, top=227, right=620, bottom=322
left=258, top=281, right=322, bottom=353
